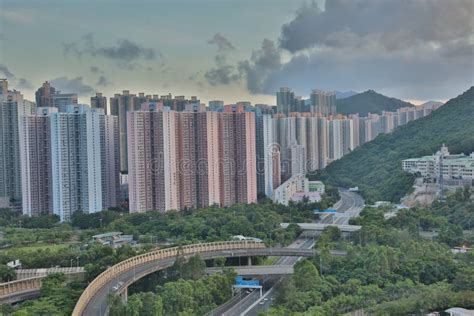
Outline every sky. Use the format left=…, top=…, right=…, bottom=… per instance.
left=0, top=0, right=473, bottom=105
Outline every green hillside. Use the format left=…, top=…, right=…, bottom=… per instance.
left=315, top=87, right=474, bottom=203
left=336, top=90, right=414, bottom=116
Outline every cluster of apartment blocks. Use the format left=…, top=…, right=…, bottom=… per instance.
left=1, top=79, right=443, bottom=220
left=127, top=102, right=264, bottom=212
left=0, top=80, right=280, bottom=219
left=273, top=88, right=442, bottom=176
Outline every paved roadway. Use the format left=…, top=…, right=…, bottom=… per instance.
left=216, top=238, right=314, bottom=316
left=321, top=190, right=365, bottom=225
left=84, top=190, right=364, bottom=316
left=237, top=189, right=365, bottom=316
left=84, top=247, right=328, bottom=316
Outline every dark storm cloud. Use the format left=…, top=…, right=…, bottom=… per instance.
left=279, top=0, right=474, bottom=53
left=50, top=76, right=94, bottom=95
left=204, top=65, right=239, bottom=86
left=238, top=39, right=282, bottom=94
left=94, top=39, right=156, bottom=61
left=439, top=41, right=474, bottom=59
left=235, top=0, right=473, bottom=99
left=97, top=75, right=111, bottom=87
left=204, top=33, right=240, bottom=86
left=208, top=33, right=235, bottom=52
left=63, top=34, right=161, bottom=70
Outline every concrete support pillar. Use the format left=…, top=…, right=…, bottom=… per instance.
left=247, top=257, right=252, bottom=266
left=120, top=287, right=128, bottom=302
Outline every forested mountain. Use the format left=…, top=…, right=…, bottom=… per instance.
left=316, top=87, right=474, bottom=203
left=336, top=90, right=414, bottom=116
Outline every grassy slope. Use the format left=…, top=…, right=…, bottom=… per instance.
left=336, top=90, right=414, bottom=116
left=317, top=87, right=474, bottom=203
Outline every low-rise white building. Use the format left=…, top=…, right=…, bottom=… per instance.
left=272, top=174, right=324, bottom=205
left=402, top=145, right=474, bottom=186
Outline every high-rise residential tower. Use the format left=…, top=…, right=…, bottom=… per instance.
left=0, top=80, right=35, bottom=203
left=35, top=81, right=78, bottom=110
left=310, top=90, right=336, bottom=116
left=220, top=104, right=257, bottom=206
left=208, top=100, right=224, bottom=112
left=35, top=81, right=56, bottom=107
left=127, top=103, right=257, bottom=213
left=19, top=105, right=119, bottom=221
left=255, top=111, right=279, bottom=197
left=276, top=87, right=295, bottom=115
left=19, top=107, right=56, bottom=217
left=127, top=103, right=179, bottom=213
left=110, top=91, right=137, bottom=172
left=91, top=92, right=108, bottom=113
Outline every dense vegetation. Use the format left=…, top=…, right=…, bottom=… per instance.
left=0, top=274, right=83, bottom=316
left=108, top=254, right=237, bottom=315
left=316, top=87, right=474, bottom=203
left=1, top=187, right=471, bottom=315
left=336, top=90, right=414, bottom=116
left=0, top=194, right=339, bottom=315
left=264, top=190, right=474, bottom=315
left=0, top=191, right=337, bottom=270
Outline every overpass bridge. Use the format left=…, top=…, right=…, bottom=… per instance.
left=205, top=265, right=294, bottom=276
left=72, top=241, right=345, bottom=316
left=280, top=223, right=362, bottom=232
left=0, top=267, right=85, bottom=304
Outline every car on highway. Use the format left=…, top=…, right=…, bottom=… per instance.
left=112, top=281, right=124, bottom=291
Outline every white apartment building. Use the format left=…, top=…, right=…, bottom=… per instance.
left=20, top=105, right=119, bottom=221
left=402, top=145, right=474, bottom=185
left=0, top=80, right=36, bottom=203
left=256, top=113, right=277, bottom=197
left=272, top=174, right=323, bottom=205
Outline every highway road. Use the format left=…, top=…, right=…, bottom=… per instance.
left=83, top=190, right=364, bottom=316
left=237, top=189, right=365, bottom=316
left=215, top=238, right=314, bottom=316
left=321, top=190, right=365, bottom=225
left=83, top=246, right=326, bottom=315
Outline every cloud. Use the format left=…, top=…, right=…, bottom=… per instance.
left=0, top=64, right=15, bottom=78
left=203, top=33, right=241, bottom=86
left=63, top=34, right=161, bottom=70
left=279, top=0, right=474, bottom=53
left=16, top=78, right=33, bottom=90
left=97, top=75, right=111, bottom=87
left=0, top=64, right=34, bottom=91
left=93, top=39, right=156, bottom=61
left=232, top=0, right=473, bottom=99
left=439, top=41, right=474, bottom=59
left=49, top=76, right=94, bottom=95
left=208, top=33, right=235, bottom=52
left=90, top=66, right=101, bottom=73
left=204, top=65, right=240, bottom=86
left=238, top=39, right=282, bottom=94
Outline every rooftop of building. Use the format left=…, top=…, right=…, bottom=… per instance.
left=92, top=232, right=123, bottom=239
